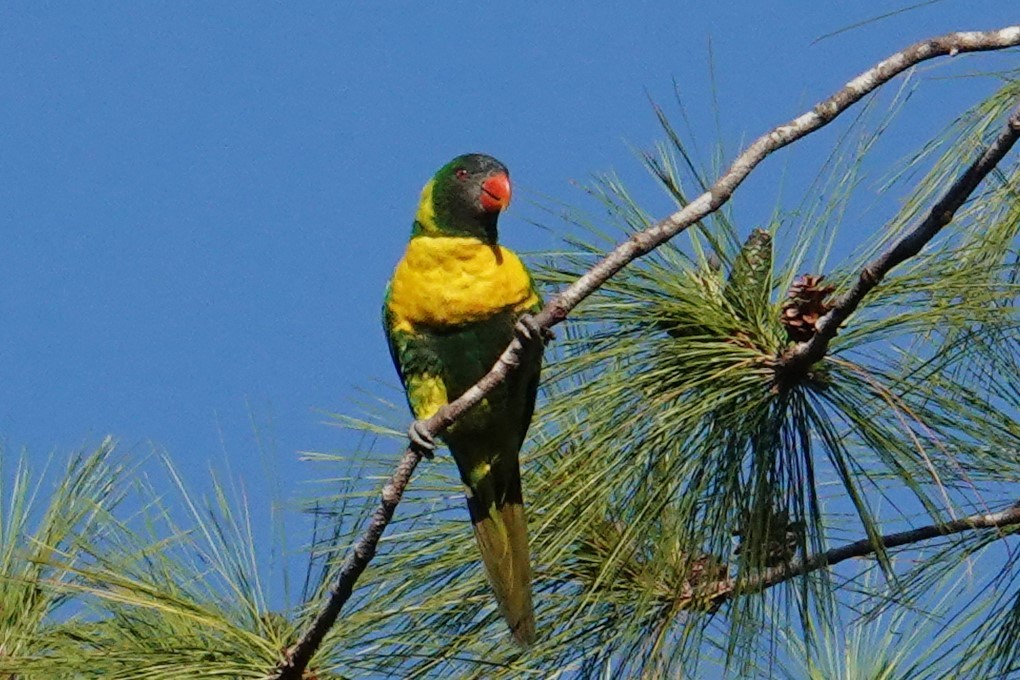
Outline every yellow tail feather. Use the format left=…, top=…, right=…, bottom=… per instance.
left=466, top=489, right=535, bottom=645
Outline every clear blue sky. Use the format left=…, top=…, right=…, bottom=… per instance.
left=0, top=3, right=1014, bottom=520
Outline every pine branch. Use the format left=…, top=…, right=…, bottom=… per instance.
left=273, top=26, right=1020, bottom=679
left=699, top=501, right=1020, bottom=606
left=778, top=101, right=1020, bottom=375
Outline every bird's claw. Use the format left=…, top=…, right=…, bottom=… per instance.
left=408, top=420, right=436, bottom=459
left=515, top=314, right=554, bottom=346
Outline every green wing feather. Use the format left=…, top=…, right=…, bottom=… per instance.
left=383, top=283, right=543, bottom=645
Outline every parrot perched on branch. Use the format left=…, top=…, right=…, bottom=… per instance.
left=382, top=153, right=544, bottom=645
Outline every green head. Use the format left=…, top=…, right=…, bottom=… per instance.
left=413, top=153, right=512, bottom=243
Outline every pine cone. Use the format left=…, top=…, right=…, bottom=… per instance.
left=781, top=274, right=835, bottom=342
left=726, top=228, right=773, bottom=302
left=733, top=508, right=805, bottom=567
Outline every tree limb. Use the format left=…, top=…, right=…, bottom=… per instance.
left=701, top=501, right=1020, bottom=605
left=778, top=101, right=1020, bottom=375
left=274, top=25, right=1020, bottom=679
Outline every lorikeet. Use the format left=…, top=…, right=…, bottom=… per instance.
left=383, top=154, right=543, bottom=645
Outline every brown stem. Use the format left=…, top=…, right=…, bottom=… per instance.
left=778, top=103, right=1020, bottom=375
left=274, top=25, right=1020, bottom=679
left=274, top=449, right=420, bottom=679
left=712, top=502, right=1020, bottom=602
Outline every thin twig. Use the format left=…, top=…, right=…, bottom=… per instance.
left=274, top=26, right=1020, bottom=679
left=707, top=501, right=1020, bottom=603
left=779, top=102, right=1020, bottom=375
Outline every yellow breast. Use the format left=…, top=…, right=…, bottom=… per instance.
left=387, top=236, right=539, bottom=331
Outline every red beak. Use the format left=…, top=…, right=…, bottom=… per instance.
left=480, top=172, right=512, bottom=212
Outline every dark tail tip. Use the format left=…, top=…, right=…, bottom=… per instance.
left=510, top=612, right=536, bottom=647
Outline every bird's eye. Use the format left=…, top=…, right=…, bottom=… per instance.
left=455, top=168, right=469, bottom=180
